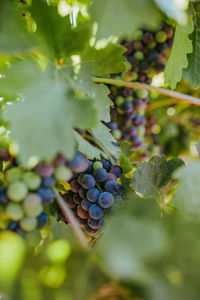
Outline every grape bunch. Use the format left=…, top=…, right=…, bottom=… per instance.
left=0, top=150, right=89, bottom=236
left=61, top=159, right=123, bottom=238
left=106, top=23, right=174, bottom=149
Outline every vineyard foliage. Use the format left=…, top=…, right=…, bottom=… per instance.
left=1, top=0, right=200, bottom=299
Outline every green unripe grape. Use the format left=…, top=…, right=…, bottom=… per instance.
left=156, top=31, right=167, bottom=43
left=121, top=71, right=134, bottom=82
left=124, top=61, right=132, bottom=71
left=20, top=217, right=38, bottom=232
left=23, top=172, right=41, bottom=191
left=132, top=72, right=138, bottom=81
left=54, top=165, right=72, bottom=182
left=6, top=167, right=23, bottom=183
left=117, top=108, right=124, bottom=115
left=126, top=96, right=134, bottom=102
left=115, top=96, right=124, bottom=106
left=113, top=129, right=122, bottom=140
left=93, top=161, right=103, bottom=170
left=134, top=51, right=144, bottom=61
left=133, top=30, right=143, bottom=41
left=7, top=181, right=28, bottom=202
left=6, top=203, right=24, bottom=221
left=148, top=41, right=156, bottom=49
left=137, top=125, right=146, bottom=137
left=136, top=89, right=149, bottom=99
left=136, top=108, right=145, bottom=116
left=147, top=68, right=156, bottom=78
left=23, top=193, right=43, bottom=217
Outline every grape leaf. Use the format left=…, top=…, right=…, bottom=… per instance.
left=172, top=161, right=200, bottom=218
left=154, top=0, right=188, bottom=24
left=0, top=60, right=98, bottom=163
left=131, top=156, right=184, bottom=198
left=89, top=0, right=161, bottom=39
left=183, top=3, right=200, bottom=87
left=29, top=0, right=90, bottom=57
left=164, top=16, right=193, bottom=89
left=74, top=131, right=105, bottom=160
left=0, top=0, right=35, bottom=54
left=119, top=152, right=132, bottom=174
left=91, top=123, right=118, bottom=159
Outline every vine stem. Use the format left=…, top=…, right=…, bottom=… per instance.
left=145, top=98, right=189, bottom=111
left=53, top=187, right=89, bottom=249
left=93, top=77, right=200, bottom=107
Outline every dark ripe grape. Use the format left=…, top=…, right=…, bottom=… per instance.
left=122, top=42, right=133, bottom=54
left=85, top=226, right=99, bottom=237
left=70, top=179, right=81, bottom=193
left=86, top=188, right=101, bottom=203
left=37, top=212, right=48, bottom=229
left=73, top=193, right=82, bottom=205
left=98, top=192, right=114, bottom=208
left=106, top=121, right=118, bottom=130
left=87, top=161, right=93, bottom=173
left=139, top=61, right=150, bottom=73
left=80, top=174, right=96, bottom=189
left=143, top=32, right=154, bottom=44
left=127, top=110, right=136, bottom=120
left=122, top=87, right=132, bottom=97
left=104, top=181, right=121, bottom=195
left=53, top=153, right=67, bottom=166
left=148, top=53, right=159, bottom=64
left=121, top=132, right=129, bottom=141
left=164, top=26, right=174, bottom=38
left=133, top=41, right=143, bottom=50
left=155, top=63, right=165, bottom=73
left=37, top=187, right=54, bottom=205
left=42, top=176, right=55, bottom=188
left=87, top=218, right=99, bottom=230
left=0, top=190, right=9, bottom=205
left=7, top=221, right=19, bottom=231
left=110, top=107, right=118, bottom=117
left=0, top=148, right=12, bottom=161
left=64, top=193, right=77, bottom=208
left=121, top=101, right=133, bottom=113
left=15, top=227, right=26, bottom=237
left=20, top=0, right=27, bottom=4
left=35, top=162, right=54, bottom=178
left=133, top=98, right=145, bottom=110
left=110, top=166, right=122, bottom=178
left=93, top=168, right=107, bottom=182
left=129, top=126, right=137, bottom=136
left=77, top=217, right=87, bottom=227
left=138, top=73, right=146, bottom=82
left=101, top=159, right=111, bottom=171
left=81, top=199, right=92, bottom=211
left=89, top=204, right=104, bottom=220
left=157, top=43, right=169, bottom=55
left=106, top=173, right=117, bottom=182
left=77, top=206, right=89, bottom=219
left=78, top=174, right=85, bottom=185
left=79, top=187, right=87, bottom=199
left=68, top=152, right=89, bottom=173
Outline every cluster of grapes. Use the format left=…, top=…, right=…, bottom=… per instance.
left=0, top=149, right=89, bottom=236
left=61, top=159, right=123, bottom=238
left=106, top=23, right=174, bottom=149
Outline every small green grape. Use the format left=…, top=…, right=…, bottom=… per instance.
left=113, top=129, right=122, bottom=140
left=23, top=193, right=43, bottom=217
left=121, top=71, right=134, bottom=82
left=6, top=203, right=24, bottom=221
left=54, top=165, right=72, bottom=182
left=7, top=181, right=28, bottom=202
left=133, top=30, right=143, bottom=41
left=137, top=125, right=146, bottom=137
left=20, top=217, right=38, bottom=232
left=115, top=96, right=124, bottom=106
left=134, top=51, right=144, bottom=61
left=23, top=171, right=41, bottom=191
left=136, top=89, right=148, bottom=99
left=156, top=31, right=167, bottom=43
left=93, top=161, right=103, bottom=170
left=6, top=167, right=23, bottom=183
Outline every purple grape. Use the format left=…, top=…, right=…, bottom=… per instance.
left=93, top=168, right=107, bottom=182
left=64, top=193, right=77, bottom=208
left=37, top=187, right=54, bottom=205
left=121, top=101, right=133, bottom=113
left=37, top=212, right=48, bottom=229
left=42, top=176, right=55, bottom=188
left=110, top=166, right=122, bottom=178
left=106, top=173, right=117, bottom=182
left=79, top=187, right=87, bottom=199
left=68, top=152, right=89, bottom=173
left=70, top=179, right=81, bottom=193
left=7, top=221, right=19, bottom=231
left=89, top=204, right=104, bottom=220
left=129, top=126, right=137, bottom=136
left=85, top=226, right=99, bottom=237
left=102, top=159, right=112, bottom=171
left=86, top=188, right=101, bottom=203
left=98, top=192, right=114, bottom=208
left=104, top=181, right=121, bottom=195
left=87, top=161, right=93, bottom=173
left=53, top=153, right=67, bottom=166
left=0, top=190, right=9, bottom=205
left=87, top=218, right=99, bottom=229
left=77, top=206, right=89, bottom=219
left=107, top=121, right=118, bottom=130
left=81, top=199, right=92, bottom=211
left=80, top=174, right=96, bottom=189
left=35, top=163, right=54, bottom=178
left=73, top=193, right=82, bottom=205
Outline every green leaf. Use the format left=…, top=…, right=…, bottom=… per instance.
left=1, top=60, right=98, bottom=163
left=131, top=156, right=184, bottom=198
left=197, top=140, right=200, bottom=157
left=90, top=0, right=161, bottom=39
left=164, top=16, right=193, bottom=89
left=0, top=0, right=35, bottom=54
left=173, top=161, right=200, bottom=218
left=119, top=151, right=132, bottom=174
left=29, top=0, right=90, bottom=57
left=91, top=123, right=118, bottom=159
left=183, top=3, right=200, bottom=87
left=74, top=131, right=105, bottom=160
left=154, top=0, right=188, bottom=24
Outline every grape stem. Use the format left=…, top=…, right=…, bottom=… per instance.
left=92, top=77, right=200, bottom=107
left=53, top=187, right=89, bottom=249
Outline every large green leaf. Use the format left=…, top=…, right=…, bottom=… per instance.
left=164, top=16, right=193, bottom=89
left=90, top=0, right=161, bottom=39
left=183, top=3, right=200, bottom=87
left=0, top=60, right=98, bottom=163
